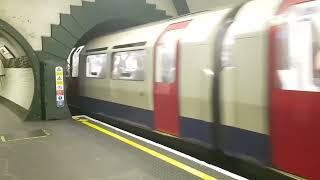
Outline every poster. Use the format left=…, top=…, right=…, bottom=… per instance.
left=55, top=66, right=64, bottom=108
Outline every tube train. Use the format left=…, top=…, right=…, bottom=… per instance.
left=68, top=0, right=320, bottom=179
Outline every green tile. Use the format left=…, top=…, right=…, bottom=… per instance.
left=70, top=4, right=99, bottom=31
left=51, top=25, right=78, bottom=48
left=60, top=14, right=86, bottom=39
left=42, top=37, right=71, bottom=59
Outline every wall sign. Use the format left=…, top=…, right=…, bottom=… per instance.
left=0, top=46, right=14, bottom=60
left=55, top=66, right=64, bottom=108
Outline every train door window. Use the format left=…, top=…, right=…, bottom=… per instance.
left=155, top=30, right=183, bottom=84
left=66, top=48, right=76, bottom=77
left=312, top=20, right=320, bottom=87
left=86, top=54, right=107, bottom=78
left=221, top=23, right=236, bottom=69
left=111, top=50, right=146, bottom=81
left=71, top=46, right=85, bottom=77
left=275, top=2, right=320, bottom=92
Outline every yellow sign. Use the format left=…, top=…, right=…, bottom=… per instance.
left=55, top=66, right=64, bottom=108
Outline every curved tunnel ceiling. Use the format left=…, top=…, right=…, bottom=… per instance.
left=0, top=0, right=238, bottom=121
left=33, top=0, right=171, bottom=120
left=0, top=22, right=39, bottom=121
left=39, top=0, right=171, bottom=60
left=0, top=0, right=248, bottom=121
left=76, top=19, right=145, bottom=46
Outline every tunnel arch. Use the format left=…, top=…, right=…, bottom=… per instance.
left=0, top=19, right=41, bottom=121
left=40, top=0, right=171, bottom=59
left=75, top=18, right=148, bottom=46
left=37, top=0, right=171, bottom=120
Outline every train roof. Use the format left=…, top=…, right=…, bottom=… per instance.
left=83, top=0, right=282, bottom=53
left=98, top=4, right=237, bottom=36
left=84, top=7, right=235, bottom=52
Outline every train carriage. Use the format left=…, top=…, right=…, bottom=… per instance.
left=69, top=0, right=320, bottom=179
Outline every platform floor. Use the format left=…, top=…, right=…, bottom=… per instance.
left=0, top=101, right=245, bottom=180
left=0, top=97, right=28, bottom=133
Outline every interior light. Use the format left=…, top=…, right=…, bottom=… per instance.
left=202, top=68, right=214, bottom=76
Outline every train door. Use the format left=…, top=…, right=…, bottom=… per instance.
left=66, top=47, right=76, bottom=104
left=153, top=21, right=190, bottom=136
left=67, top=46, right=84, bottom=105
left=270, top=1, right=320, bottom=179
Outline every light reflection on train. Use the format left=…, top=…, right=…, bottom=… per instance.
left=68, top=0, right=320, bottom=179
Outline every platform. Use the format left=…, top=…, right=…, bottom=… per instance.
left=0, top=111, right=246, bottom=179
left=0, top=97, right=28, bottom=132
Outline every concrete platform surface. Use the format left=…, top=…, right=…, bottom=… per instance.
left=0, top=113, right=245, bottom=180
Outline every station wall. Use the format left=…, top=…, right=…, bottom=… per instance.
left=0, top=0, right=95, bottom=51
left=0, top=30, right=34, bottom=111
left=0, top=68, right=34, bottom=110
left=147, top=0, right=178, bottom=16
left=0, top=0, right=179, bottom=120
left=0, top=0, right=177, bottom=51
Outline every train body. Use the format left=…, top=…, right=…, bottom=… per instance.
left=69, top=0, right=320, bottom=179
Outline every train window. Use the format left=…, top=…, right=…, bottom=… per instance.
left=71, top=46, right=85, bottom=77
left=155, top=30, right=182, bottom=83
left=86, top=54, right=107, bottom=78
left=275, top=2, right=320, bottom=92
left=312, top=21, right=320, bottom=87
left=111, top=50, right=146, bottom=81
left=221, top=23, right=236, bottom=69
left=66, top=48, right=76, bottom=77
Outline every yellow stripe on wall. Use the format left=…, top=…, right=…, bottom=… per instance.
left=56, top=81, right=64, bottom=85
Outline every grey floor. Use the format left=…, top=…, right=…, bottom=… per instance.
left=0, top=97, right=28, bottom=133
left=0, top=102, right=239, bottom=180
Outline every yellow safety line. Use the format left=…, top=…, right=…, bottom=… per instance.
left=79, top=119, right=217, bottom=180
